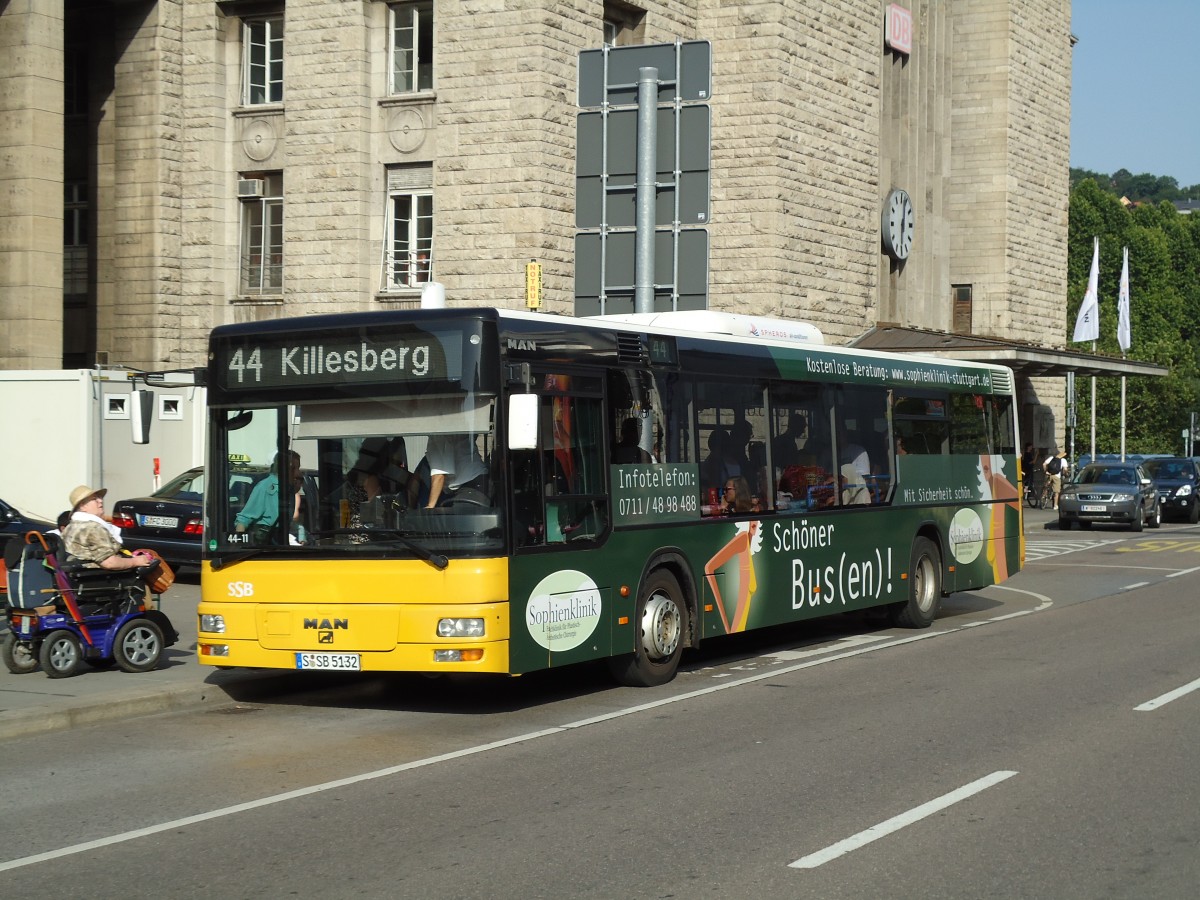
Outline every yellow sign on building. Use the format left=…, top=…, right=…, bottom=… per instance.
left=525, top=260, right=542, bottom=309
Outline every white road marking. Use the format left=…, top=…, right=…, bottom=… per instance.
left=1135, top=676, right=1200, bottom=711
left=789, top=771, right=1019, bottom=869
left=1166, top=564, right=1200, bottom=579
left=765, top=634, right=887, bottom=660
left=1022, top=538, right=1121, bottom=562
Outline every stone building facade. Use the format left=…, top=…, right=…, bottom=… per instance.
left=0, top=0, right=1073, bottom=438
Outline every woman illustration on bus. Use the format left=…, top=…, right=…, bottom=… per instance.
left=979, top=452, right=1020, bottom=582
left=704, top=519, right=762, bottom=633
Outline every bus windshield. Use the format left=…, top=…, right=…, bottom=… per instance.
left=210, top=391, right=503, bottom=559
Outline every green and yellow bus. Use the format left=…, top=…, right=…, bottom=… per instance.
left=198, top=308, right=1023, bottom=686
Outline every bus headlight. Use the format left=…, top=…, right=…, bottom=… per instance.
left=437, top=617, right=485, bottom=638
left=200, top=614, right=226, bottom=633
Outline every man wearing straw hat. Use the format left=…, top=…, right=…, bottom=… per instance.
left=61, top=484, right=153, bottom=570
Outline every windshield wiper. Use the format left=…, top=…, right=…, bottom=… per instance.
left=369, top=532, right=450, bottom=570
left=210, top=549, right=265, bottom=570
left=323, top=528, right=449, bottom=570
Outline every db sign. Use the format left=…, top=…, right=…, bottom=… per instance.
left=885, top=4, right=913, bottom=55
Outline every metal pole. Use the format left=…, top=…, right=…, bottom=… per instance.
left=1067, top=370, right=1075, bottom=465
left=1119, top=374, right=1126, bottom=461
left=634, top=66, right=658, bottom=315
left=1090, top=341, right=1097, bottom=463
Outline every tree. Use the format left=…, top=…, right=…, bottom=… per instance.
left=1068, top=180, right=1200, bottom=454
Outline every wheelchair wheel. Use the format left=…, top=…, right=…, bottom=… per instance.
left=2, top=632, right=39, bottom=674
left=39, top=630, right=84, bottom=679
left=114, top=617, right=165, bottom=673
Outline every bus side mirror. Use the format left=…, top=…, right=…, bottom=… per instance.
left=508, top=394, right=538, bottom=450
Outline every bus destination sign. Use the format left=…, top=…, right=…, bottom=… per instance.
left=216, top=328, right=462, bottom=390
left=612, top=463, right=700, bottom=526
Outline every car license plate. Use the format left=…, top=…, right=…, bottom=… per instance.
left=295, top=652, right=361, bottom=671
left=139, top=514, right=179, bottom=528
left=1081, top=504, right=1106, bottom=512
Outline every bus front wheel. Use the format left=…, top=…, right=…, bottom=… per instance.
left=607, top=570, right=688, bottom=688
left=890, top=537, right=942, bottom=628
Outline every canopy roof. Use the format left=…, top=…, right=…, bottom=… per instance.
left=850, top=324, right=1168, bottom=379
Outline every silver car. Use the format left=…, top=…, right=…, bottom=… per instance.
left=1058, top=462, right=1161, bottom=531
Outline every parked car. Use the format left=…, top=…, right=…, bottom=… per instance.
left=1, top=497, right=55, bottom=563
left=111, top=464, right=316, bottom=568
left=1142, top=457, right=1200, bottom=524
left=109, top=468, right=212, bottom=569
left=1058, top=461, right=1161, bottom=532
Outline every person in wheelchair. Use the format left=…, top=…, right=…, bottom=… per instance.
left=62, top=484, right=154, bottom=572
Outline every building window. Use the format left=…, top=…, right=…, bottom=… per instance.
left=243, top=16, right=284, bottom=105
left=65, top=47, right=88, bottom=117
left=382, top=166, right=433, bottom=291
left=63, top=182, right=89, bottom=295
left=239, top=173, right=284, bottom=294
left=390, top=3, right=433, bottom=94
left=952, top=284, right=972, bottom=333
left=603, top=1, right=645, bottom=46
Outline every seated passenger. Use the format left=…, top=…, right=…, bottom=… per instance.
left=612, top=417, right=652, bottom=464
left=62, top=484, right=153, bottom=570
left=718, top=476, right=759, bottom=515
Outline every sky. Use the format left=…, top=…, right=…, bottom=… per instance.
left=1070, top=0, right=1200, bottom=188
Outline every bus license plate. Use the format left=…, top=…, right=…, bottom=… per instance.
left=140, top=515, right=179, bottom=528
left=295, top=652, right=361, bottom=671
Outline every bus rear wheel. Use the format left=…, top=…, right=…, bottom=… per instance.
left=890, top=537, right=941, bottom=628
left=607, top=570, right=688, bottom=688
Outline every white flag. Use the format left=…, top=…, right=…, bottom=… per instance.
left=1117, top=246, right=1131, bottom=353
left=1073, top=236, right=1100, bottom=343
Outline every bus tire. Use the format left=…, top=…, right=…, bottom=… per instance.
left=607, top=570, right=688, bottom=688
left=890, top=537, right=941, bottom=629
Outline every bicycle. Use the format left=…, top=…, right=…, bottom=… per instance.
left=1024, top=476, right=1054, bottom=509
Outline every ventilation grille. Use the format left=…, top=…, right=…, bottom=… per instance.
left=617, top=333, right=647, bottom=365
left=990, top=368, right=1014, bottom=394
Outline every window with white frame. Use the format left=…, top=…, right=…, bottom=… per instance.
left=243, top=16, right=284, bottom=105
left=239, top=173, right=284, bottom=295
left=390, top=2, right=433, bottom=94
left=383, top=166, right=433, bottom=291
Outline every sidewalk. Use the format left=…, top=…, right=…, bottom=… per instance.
left=0, top=578, right=290, bottom=741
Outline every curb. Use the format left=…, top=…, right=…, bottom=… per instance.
left=0, top=669, right=296, bottom=742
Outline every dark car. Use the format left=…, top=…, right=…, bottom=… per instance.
left=1142, top=457, right=1200, bottom=523
left=109, top=467, right=212, bottom=569
left=1058, top=461, right=1161, bottom=532
left=111, top=464, right=315, bottom=568
left=1, top=498, right=56, bottom=568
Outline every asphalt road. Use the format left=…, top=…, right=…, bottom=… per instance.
left=1, top=511, right=1198, bottom=898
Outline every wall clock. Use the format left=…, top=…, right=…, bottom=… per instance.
left=882, top=188, right=915, bottom=260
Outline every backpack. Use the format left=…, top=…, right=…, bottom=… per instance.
left=1046, top=456, right=1063, bottom=475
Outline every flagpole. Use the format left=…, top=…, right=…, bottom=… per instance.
left=1117, top=246, right=1132, bottom=462
left=1074, top=236, right=1102, bottom=467
left=1120, top=366, right=1126, bottom=462
left=1090, top=342, right=1096, bottom=463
